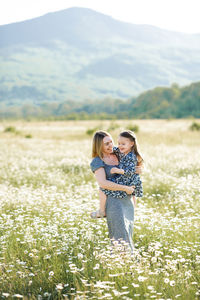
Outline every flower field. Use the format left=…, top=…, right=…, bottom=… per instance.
left=0, top=120, right=199, bottom=299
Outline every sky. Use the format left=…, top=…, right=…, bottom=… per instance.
left=0, top=0, right=200, bottom=34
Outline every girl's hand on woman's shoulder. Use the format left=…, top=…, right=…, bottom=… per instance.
left=110, top=167, right=119, bottom=174
left=110, top=167, right=124, bottom=175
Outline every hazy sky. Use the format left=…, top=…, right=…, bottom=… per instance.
left=0, top=0, right=200, bottom=34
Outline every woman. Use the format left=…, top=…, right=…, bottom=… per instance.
left=90, top=130, right=139, bottom=252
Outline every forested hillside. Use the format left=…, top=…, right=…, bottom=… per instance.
left=1, top=81, right=199, bottom=119
left=127, top=82, right=200, bottom=118
left=1, top=7, right=200, bottom=104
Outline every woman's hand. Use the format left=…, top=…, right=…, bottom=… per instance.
left=125, top=185, right=135, bottom=194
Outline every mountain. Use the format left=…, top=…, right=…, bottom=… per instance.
left=1, top=7, right=200, bottom=104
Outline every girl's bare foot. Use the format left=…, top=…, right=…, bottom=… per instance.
left=90, top=210, right=106, bottom=219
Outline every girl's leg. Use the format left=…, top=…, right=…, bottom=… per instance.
left=99, top=189, right=107, bottom=216
left=90, top=190, right=107, bottom=218
left=132, top=195, right=137, bottom=208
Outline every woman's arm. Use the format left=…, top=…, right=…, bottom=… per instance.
left=94, top=168, right=134, bottom=194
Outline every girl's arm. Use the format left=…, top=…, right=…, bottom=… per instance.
left=123, top=155, right=144, bottom=177
left=94, top=168, right=134, bottom=194
left=110, top=167, right=124, bottom=175
left=135, top=159, right=144, bottom=174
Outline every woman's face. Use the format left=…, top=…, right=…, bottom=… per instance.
left=102, top=136, right=114, bottom=155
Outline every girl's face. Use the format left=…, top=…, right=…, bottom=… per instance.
left=118, top=136, right=134, bottom=155
left=102, top=136, right=114, bottom=155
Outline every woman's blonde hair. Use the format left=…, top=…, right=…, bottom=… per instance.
left=119, top=130, right=144, bottom=165
left=92, top=130, right=111, bottom=159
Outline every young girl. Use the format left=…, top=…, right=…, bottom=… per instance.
left=91, top=130, right=143, bottom=218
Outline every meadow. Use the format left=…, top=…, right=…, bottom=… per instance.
left=0, top=119, right=199, bottom=299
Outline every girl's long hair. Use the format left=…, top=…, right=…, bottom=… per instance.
left=119, top=130, right=144, bottom=165
left=92, top=130, right=111, bottom=159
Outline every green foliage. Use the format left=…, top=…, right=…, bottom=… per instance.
left=25, top=134, right=32, bottom=138
left=189, top=121, right=200, bottom=131
left=0, top=81, right=200, bottom=120
left=86, top=128, right=97, bottom=135
left=126, top=124, right=139, bottom=133
left=4, top=126, right=21, bottom=135
left=126, top=82, right=200, bottom=119
left=4, top=126, right=17, bottom=133
left=107, top=122, right=120, bottom=132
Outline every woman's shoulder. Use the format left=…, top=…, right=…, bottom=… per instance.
left=90, top=156, right=105, bottom=173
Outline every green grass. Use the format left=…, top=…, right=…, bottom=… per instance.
left=0, top=120, right=199, bottom=299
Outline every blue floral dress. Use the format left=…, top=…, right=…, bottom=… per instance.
left=101, top=147, right=143, bottom=198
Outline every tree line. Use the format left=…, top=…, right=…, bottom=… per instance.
left=1, top=81, right=200, bottom=119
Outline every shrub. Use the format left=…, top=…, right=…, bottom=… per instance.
left=25, top=134, right=32, bottom=138
left=4, top=126, right=17, bottom=133
left=189, top=122, right=200, bottom=131
left=86, top=128, right=97, bottom=135
left=107, top=122, right=120, bottom=132
left=126, top=124, right=139, bottom=133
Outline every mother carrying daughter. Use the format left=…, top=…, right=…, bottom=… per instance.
left=91, top=130, right=143, bottom=218
left=90, top=130, right=143, bottom=251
